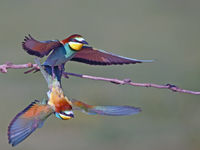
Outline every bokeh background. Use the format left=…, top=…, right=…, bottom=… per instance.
left=0, top=0, right=200, bottom=150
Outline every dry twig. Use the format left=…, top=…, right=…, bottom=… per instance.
left=1, top=62, right=200, bottom=95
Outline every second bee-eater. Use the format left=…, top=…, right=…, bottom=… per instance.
left=8, top=58, right=141, bottom=147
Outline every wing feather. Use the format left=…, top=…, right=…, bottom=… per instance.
left=71, top=46, right=153, bottom=65
left=22, top=34, right=62, bottom=57
left=8, top=100, right=53, bottom=146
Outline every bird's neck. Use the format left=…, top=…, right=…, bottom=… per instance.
left=48, top=86, right=72, bottom=112
left=63, top=44, right=77, bottom=60
left=64, top=44, right=77, bottom=54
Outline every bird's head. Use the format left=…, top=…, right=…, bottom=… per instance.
left=55, top=110, right=74, bottom=120
left=61, top=34, right=88, bottom=51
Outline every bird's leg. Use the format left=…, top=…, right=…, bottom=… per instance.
left=56, top=64, right=65, bottom=87
left=51, top=66, right=55, bottom=79
left=60, top=63, right=65, bottom=77
left=60, top=64, right=69, bottom=78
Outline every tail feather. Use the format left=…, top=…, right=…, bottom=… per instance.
left=71, top=99, right=141, bottom=116
left=87, top=105, right=141, bottom=116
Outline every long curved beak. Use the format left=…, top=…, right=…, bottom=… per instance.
left=81, top=40, right=88, bottom=45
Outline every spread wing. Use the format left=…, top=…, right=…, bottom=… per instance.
left=22, top=34, right=62, bottom=57
left=8, top=100, right=53, bottom=147
left=71, top=99, right=141, bottom=116
left=71, top=46, right=153, bottom=65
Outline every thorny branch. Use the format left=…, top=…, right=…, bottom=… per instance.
left=1, top=62, right=200, bottom=95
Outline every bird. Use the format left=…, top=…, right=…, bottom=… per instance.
left=7, top=58, right=141, bottom=147
left=22, top=34, right=153, bottom=80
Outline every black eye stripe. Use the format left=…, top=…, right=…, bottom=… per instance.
left=60, top=111, right=66, bottom=115
left=70, top=38, right=82, bottom=43
left=60, top=111, right=73, bottom=116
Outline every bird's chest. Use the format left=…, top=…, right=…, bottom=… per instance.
left=44, top=46, right=76, bottom=66
left=63, top=44, right=76, bottom=61
left=48, top=92, right=72, bottom=112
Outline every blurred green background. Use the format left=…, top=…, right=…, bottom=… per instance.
left=0, top=0, right=200, bottom=150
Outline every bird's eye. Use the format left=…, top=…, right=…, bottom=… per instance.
left=55, top=111, right=74, bottom=120
left=70, top=39, right=78, bottom=42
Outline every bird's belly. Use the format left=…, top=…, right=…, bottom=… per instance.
left=54, top=56, right=68, bottom=66
left=43, top=47, right=76, bottom=66
left=43, top=47, right=66, bottom=66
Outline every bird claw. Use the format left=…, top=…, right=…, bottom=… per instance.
left=62, top=72, right=69, bottom=78
left=5, top=62, right=13, bottom=66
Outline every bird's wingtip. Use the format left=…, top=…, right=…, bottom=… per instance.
left=140, top=59, right=155, bottom=63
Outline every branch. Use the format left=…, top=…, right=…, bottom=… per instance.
left=63, top=72, right=200, bottom=95
left=0, top=62, right=39, bottom=73
left=1, top=62, right=200, bottom=95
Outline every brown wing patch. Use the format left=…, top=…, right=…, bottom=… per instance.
left=70, top=46, right=143, bottom=65
left=22, top=104, right=51, bottom=118
left=22, top=34, right=62, bottom=57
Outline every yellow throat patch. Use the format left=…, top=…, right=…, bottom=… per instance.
left=68, top=42, right=83, bottom=51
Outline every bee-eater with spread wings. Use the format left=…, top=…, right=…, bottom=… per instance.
left=22, top=34, right=153, bottom=80
left=8, top=58, right=141, bottom=147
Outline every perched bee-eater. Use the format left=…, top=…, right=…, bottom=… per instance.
left=8, top=58, right=141, bottom=147
left=22, top=34, right=153, bottom=79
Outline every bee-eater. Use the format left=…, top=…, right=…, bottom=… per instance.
left=8, top=58, right=141, bottom=147
left=22, top=34, right=153, bottom=79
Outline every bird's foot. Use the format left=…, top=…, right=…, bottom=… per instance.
left=62, top=72, right=69, bottom=78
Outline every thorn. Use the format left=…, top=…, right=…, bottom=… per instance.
left=123, top=78, right=132, bottom=83
left=5, top=62, right=13, bottom=66
left=24, top=68, right=35, bottom=74
left=165, top=83, right=178, bottom=92
left=27, top=63, right=33, bottom=68
left=110, top=81, right=120, bottom=84
left=165, top=83, right=177, bottom=88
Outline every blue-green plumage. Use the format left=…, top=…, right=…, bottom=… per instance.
left=43, top=44, right=76, bottom=66
left=42, top=44, right=77, bottom=82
